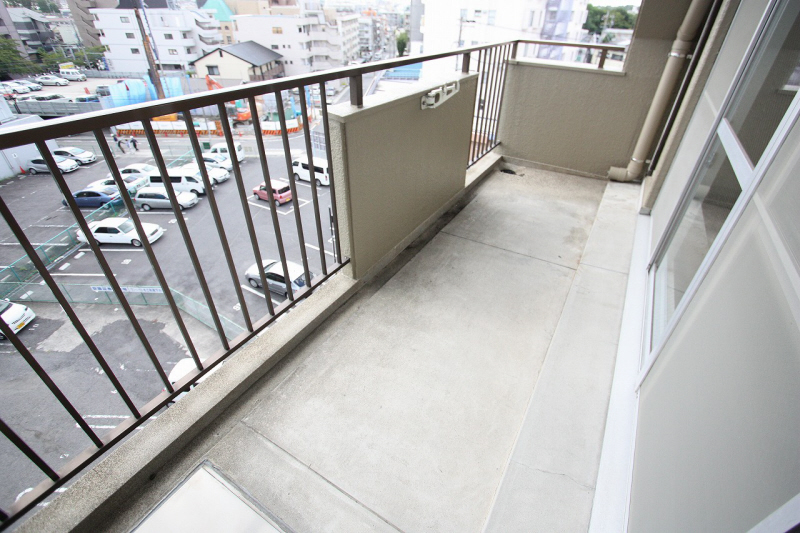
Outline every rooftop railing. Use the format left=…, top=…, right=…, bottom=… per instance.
left=0, top=37, right=625, bottom=529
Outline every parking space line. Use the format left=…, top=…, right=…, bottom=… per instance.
left=248, top=201, right=271, bottom=211
left=79, top=248, right=145, bottom=252
left=50, top=273, right=106, bottom=277
left=304, top=242, right=335, bottom=257
left=240, top=284, right=280, bottom=306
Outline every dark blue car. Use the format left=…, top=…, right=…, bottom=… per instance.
left=62, top=188, right=124, bottom=209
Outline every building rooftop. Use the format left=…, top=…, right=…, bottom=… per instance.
left=194, top=41, right=283, bottom=67
left=200, top=0, right=234, bottom=22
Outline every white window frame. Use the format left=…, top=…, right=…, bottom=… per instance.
left=639, top=0, right=800, bottom=387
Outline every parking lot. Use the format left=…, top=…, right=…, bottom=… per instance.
left=0, top=128, right=339, bottom=510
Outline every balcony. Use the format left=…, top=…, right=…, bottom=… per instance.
left=1, top=2, right=790, bottom=531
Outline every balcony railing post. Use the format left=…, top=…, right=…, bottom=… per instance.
left=598, top=48, right=608, bottom=69
left=349, top=73, right=363, bottom=107
left=511, top=41, right=518, bottom=60
left=462, top=52, right=470, bottom=73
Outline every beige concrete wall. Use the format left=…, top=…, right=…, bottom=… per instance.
left=328, top=73, right=478, bottom=278
left=192, top=52, right=251, bottom=81
left=497, top=0, right=692, bottom=178
left=629, top=114, right=800, bottom=531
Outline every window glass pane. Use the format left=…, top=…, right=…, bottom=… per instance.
left=725, top=5, right=800, bottom=165
left=652, top=139, right=742, bottom=345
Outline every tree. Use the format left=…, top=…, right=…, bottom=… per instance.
left=4, top=0, right=34, bottom=8
left=0, top=38, right=38, bottom=78
left=583, top=5, right=637, bottom=35
left=39, top=47, right=69, bottom=71
left=396, top=30, right=409, bottom=57
left=73, top=46, right=107, bottom=68
left=36, top=0, right=60, bottom=13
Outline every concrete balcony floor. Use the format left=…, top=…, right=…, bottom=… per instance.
left=97, top=166, right=640, bottom=532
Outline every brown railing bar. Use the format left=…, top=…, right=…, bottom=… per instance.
left=0, top=40, right=541, bottom=148
left=483, top=45, right=501, bottom=156
left=0, top=418, right=59, bottom=481
left=491, top=44, right=512, bottom=151
left=318, top=83, right=342, bottom=263
left=598, top=48, right=608, bottom=70
left=275, top=90, right=312, bottom=291
left=247, top=97, right=290, bottom=309
left=487, top=44, right=507, bottom=151
left=94, top=132, right=204, bottom=371
left=511, top=41, right=518, bottom=60
left=0, top=319, right=102, bottom=448
left=36, top=141, right=174, bottom=393
left=462, top=51, right=470, bottom=73
left=0, top=507, right=7, bottom=522
left=516, top=39, right=625, bottom=53
left=479, top=46, right=499, bottom=157
left=183, top=111, right=261, bottom=324
left=349, top=74, right=363, bottom=107
left=143, top=121, right=232, bottom=348
left=0, top=193, right=141, bottom=417
left=216, top=103, right=277, bottom=317
left=297, top=87, right=328, bottom=276
left=471, top=48, right=486, bottom=163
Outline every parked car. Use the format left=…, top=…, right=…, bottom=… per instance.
left=148, top=169, right=206, bottom=196
left=179, top=163, right=229, bottom=185
left=244, top=259, right=308, bottom=298
left=117, top=163, right=158, bottom=180
left=252, top=179, right=292, bottom=207
left=167, top=357, right=222, bottom=403
left=33, top=93, right=72, bottom=102
left=15, top=80, right=42, bottom=91
left=34, top=75, right=69, bottom=86
left=15, top=95, right=35, bottom=101
left=134, top=187, right=199, bottom=211
left=0, top=82, right=29, bottom=94
left=96, top=173, right=150, bottom=194
left=198, top=153, right=232, bottom=171
left=27, top=155, right=78, bottom=174
left=52, top=147, right=96, bottom=165
left=291, top=155, right=331, bottom=186
left=76, top=218, right=164, bottom=247
left=205, top=141, right=244, bottom=163
left=62, top=188, right=123, bottom=208
left=75, top=95, right=100, bottom=103
left=0, top=300, right=36, bottom=340
left=58, top=68, right=86, bottom=81
left=95, top=84, right=111, bottom=97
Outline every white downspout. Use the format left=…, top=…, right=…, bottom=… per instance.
left=608, top=0, right=713, bottom=182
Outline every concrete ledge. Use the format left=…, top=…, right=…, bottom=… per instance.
left=502, top=154, right=610, bottom=181
left=508, top=58, right=627, bottom=77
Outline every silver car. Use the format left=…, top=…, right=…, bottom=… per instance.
left=34, top=75, right=69, bottom=86
left=53, top=147, right=96, bottom=165
left=244, top=259, right=308, bottom=298
left=134, top=187, right=199, bottom=211
left=27, top=156, right=79, bottom=174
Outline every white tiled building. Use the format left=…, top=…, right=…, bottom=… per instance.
left=92, top=8, right=222, bottom=72
left=232, top=8, right=359, bottom=76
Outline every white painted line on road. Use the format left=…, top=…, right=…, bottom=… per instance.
left=305, top=243, right=319, bottom=250
left=79, top=248, right=145, bottom=252
left=78, top=424, right=117, bottom=429
left=20, top=291, right=32, bottom=299
left=74, top=252, right=85, bottom=259
left=27, top=224, right=69, bottom=228
left=122, top=259, right=131, bottom=265
left=58, top=262, right=70, bottom=271
left=296, top=182, right=311, bottom=188
left=0, top=275, right=9, bottom=282
left=240, top=284, right=280, bottom=306
left=83, top=414, right=130, bottom=419
left=248, top=200, right=271, bottom=211
left=50, top=272, right=106, bottom=277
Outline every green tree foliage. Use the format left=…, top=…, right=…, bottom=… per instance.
left=73, top=46, right=108, bottom=68
left=584, top=5, right=637, bottom=35
left=4, top=0, right=34, bottom=8
left=396, top=30, right=409, bottom=57
left=0, top=38, right=38, bottom=77
left=36, top=0, right=61, bottom=13
left=39, top=47, right=70, bottom=71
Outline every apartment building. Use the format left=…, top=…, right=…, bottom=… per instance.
left=64, top=0, right=118, bottom=48
left=93, top=7, right=222, bottom=72
left=232, top=8, right=358, bottom=76
left=7, top=8, right=56, bottom=60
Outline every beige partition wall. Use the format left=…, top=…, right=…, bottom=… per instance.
left=328, top=73, right=478, bottom=279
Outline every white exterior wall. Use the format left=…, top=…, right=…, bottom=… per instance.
left=93, top=8, right=221, bottom=73
left=232, top=14, right=311, bottom=76
left=192, top=50, right=251, bottom=80
left=421, top=0, right=587, bottom=55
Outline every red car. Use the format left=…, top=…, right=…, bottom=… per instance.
left=252, top=179, right=292, bottom=207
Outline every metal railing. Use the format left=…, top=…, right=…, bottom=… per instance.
left=0, top=37, right=625, bottom=528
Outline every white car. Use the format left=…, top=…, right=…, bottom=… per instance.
left=244, top=259, right=308, bottom=298
left=167, top=357, right=222, bottom=403
left=53, top=147, right=96, bottom=165
left=27, top=156, right=79, bottom=174
left=76, top=218, right=164, bottom=247
left=134, top=187, right=199, bottom=211
left=0, top=300, right=35, bottom=340
left=206, top=141, right=244, bottom=163
left=0, top=82, right=29, bottom=94
left=35, top=75, right=69, bottom=86
left=198, top=153, right=233, bottom=171
left=91, top=173, right=149, bottom=194
left=118, top=163, right=158, bottom=180
left=180, top=163, right=230, bottom=185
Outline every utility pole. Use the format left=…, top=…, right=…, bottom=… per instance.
left=135, top=7, right=165, bottom=99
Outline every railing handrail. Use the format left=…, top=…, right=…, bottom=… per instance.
left=0, top=39, right=520, bottom=149
left=516, top=38, right=627, bottom=53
